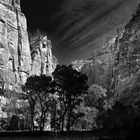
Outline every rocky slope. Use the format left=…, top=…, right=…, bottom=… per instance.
left=0, top=0, right=57, bottom=91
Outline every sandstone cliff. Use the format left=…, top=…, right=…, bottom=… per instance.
left=73, top=4, right=140, bottom=104
left=72, top=36, right=116, bottom=89
left=29, top=31, right=58, bottom=76
left=113, top=4, right=140, bottom=103
left=0, top=0, right=57, bottom=91
left=0, top=0, right=31, bottom=90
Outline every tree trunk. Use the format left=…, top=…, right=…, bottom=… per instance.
left=42, top=112, right=46, bottom=131
left=66, top=110, right=71, bottom=131
left=61, top=116, right=64, bottom=131
left=67, top=122, right=70, bottom=131
left=61, top=113, right=67, bottom=132
left=40, top=112, right=43, bottom=131
left=61, top=106, right=69, bottom=131
left=31, top=113, right=34, bottom=131
left=40, top=111, right=46, bottom=131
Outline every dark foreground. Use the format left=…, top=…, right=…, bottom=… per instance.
left=0, top=131, right=130, bottom=140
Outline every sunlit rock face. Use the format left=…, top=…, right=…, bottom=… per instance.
left=0, top=0, right=31, bottom=90
left=0, top=1, right=58, bottom=91
left=72, top=60, right=92, bottom=71
left=113, top=5, right=140, bottom=103
left=29, top=31, right=58, bottom=76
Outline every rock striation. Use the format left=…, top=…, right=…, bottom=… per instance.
left=113, top=4, right=140, bottom=103
left=0, top=0, right=31, bottom=90
left=29, top=31, right=57, bottom=76
left=0, top=0, right=57, bottom=91
left=72, top=36, right=116, bottom=89
left=73, top=4, right=140, bottom=104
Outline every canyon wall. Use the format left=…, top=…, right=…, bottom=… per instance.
left=73, top=4, right=140, bottom=104
left=113, top=4, right=140, bottom=103
left=72, top=36, right=117, bottom=89
left=0, top=0, right=31, bottom=90
left=29, top=31, right=58, bottom=76
left=0, top=0, right=57, bottom=91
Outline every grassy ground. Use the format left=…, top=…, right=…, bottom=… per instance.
left=0, top=132, right=99, bottom=140
left=0, top=131, right=121, bottom=140
left=0, top=136, right=98, bottom=140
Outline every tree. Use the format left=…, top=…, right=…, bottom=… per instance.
left=9, top=115, right=19, bottom=131
left=50, top=98, right=60, bottom=132
left=85, top=84, right=107, bottom=110
left=22, top=75, right=55, bottom=131
left=0, top=90, right=30, bottom=131
left=84, top=84, right=115, bottom=129
left=74, top=103, right=98, bottom=131
left=22, top=77, right=38, bottom=131
left=34, top=75, right=55, bottom=131
left=53, top=65, right=89, bottom=131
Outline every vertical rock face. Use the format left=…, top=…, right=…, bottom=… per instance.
left=72, top=4, right=140, bottom=104
left=113, top=5, right=140, bottom=103
left=29, top=31, right=58, bottom=76
left=72, top=37, right=116, bottom=89
left=0, top=1, right=58, bottom=91
left=0, top=0, right=31, bottom=90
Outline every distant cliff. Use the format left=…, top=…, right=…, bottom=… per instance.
left=73, top=4, right=140, bottom=104
left=29, top=31, right=58, bottom=76
left=72, top=36, right=117, bottom=89
left=0, top=0, right=57, bottom=91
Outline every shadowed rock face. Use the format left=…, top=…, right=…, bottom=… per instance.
left=0, top=0, right=31, bottom=90
left=72, top=36, right=116, bottom=89
left=75, top=4, right=140, bottom=104
left=0, top=0, right=57, bottom=91
left=113, top=4, right=140, bottom=103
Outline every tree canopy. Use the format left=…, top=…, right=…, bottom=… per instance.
left=53, top=65, right=89, bottom=131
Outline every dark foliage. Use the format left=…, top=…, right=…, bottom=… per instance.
left=95, top=101, right=140, bottom=139
left=22, top=75, right=55, bottom=131
left=52, top=65, right=89, bottom=131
